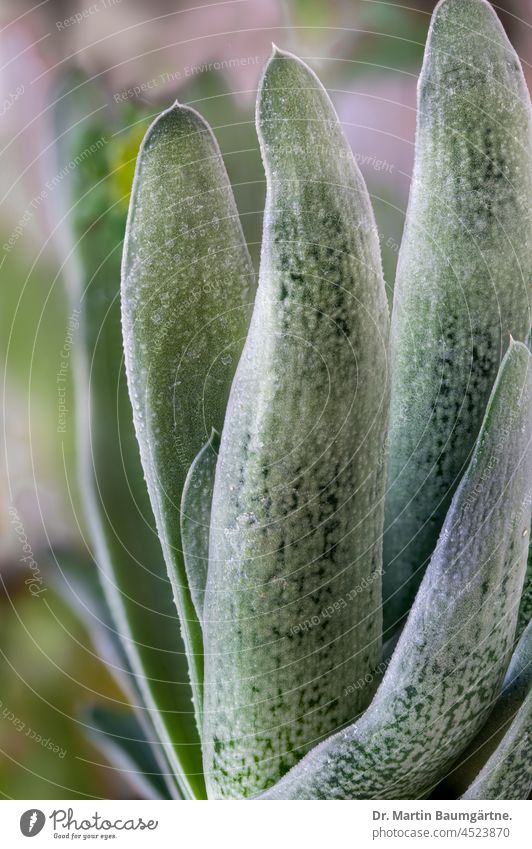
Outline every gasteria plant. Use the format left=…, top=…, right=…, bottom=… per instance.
left=55, top=0, right=531, bottom=800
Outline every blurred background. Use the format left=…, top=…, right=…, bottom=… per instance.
left=0, top=0, right=530, bottom=799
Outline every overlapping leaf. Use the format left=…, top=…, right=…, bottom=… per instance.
left=85, top=705, right=174, bottom=800
left=180, top=429, right=219, bottom=625
left=122, top=103, right=255, bottom=739
left=262, top=342, right=532, bottom=799
left=383, top=0, right=532, bottom=632
left=55, top=74, right=205, bottom=798
left=203, top=48, right=390, bottom=799
left=436, top=622, right=531, bottom=797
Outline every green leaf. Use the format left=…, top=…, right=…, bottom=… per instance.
left=261, top=341, right=532, bottom=799
left=46, top=548, right=136, bottom=701
left=462, top=694, right=531, bottom=800
left=48, top=549, right=182, bottom=799
left=383, top=0, right=532, bottom=632
left=462, top=622, right=532, bottom=799
left=203, top=47, right=390, bottom=799
left=435, top=621, right=531, bottom=797
left=85, top=705, right=174, bottom=799
left=516, top=541, right=531, bottom=641
left=121, top=102, right=255, bottom=734
left=180, top=429, right=220, bottom=625
left=516, top=328, right=532, bottom=640
left=55, top=73, right=206, bottom=799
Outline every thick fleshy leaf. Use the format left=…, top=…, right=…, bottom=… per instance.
left=462, top=695, right=531, bottom=799
left=462, top=622, right=532, bottom=799
left=435, top=621, right=531, bottom=797
left=180, top=429, right=220, bottom=625
left=203, top=48, right=390, bottom=799
left=383, top=0, right=532, bottom=632
left=516, top=542, right=531, bottom=641
left=122, top=102, right=255, bottom=732
left=519, top=339, right=532, bottom=639
left=85, top=706, right=174, bottom=799
left=55, top=75, right=206, bottom=799
left=262, top=341, right=532, bottom=799
left=462, top=700, right=531, bottom=799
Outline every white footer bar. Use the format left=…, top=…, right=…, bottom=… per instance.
left=2, top=798, right=529, bottom=848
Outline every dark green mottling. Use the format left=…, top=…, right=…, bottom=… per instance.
left=262, top=343, right=532, bottom=799
left=203, top=49, right=390, bottom=798
left=462, top=664, right=531, bottom=798
left=384, top=0, right=532, bottom=632
left=516, top=543, right=531, bottom=641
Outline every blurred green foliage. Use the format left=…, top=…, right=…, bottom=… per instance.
left=0, top=587, right=127, bottom=799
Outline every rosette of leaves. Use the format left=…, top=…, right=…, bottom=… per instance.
left=55, top=0, right=531, bottom=800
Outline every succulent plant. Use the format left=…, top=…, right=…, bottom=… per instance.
left=54, top=0, right=531, bottom=800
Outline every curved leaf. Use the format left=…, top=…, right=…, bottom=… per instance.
left=85, top=705, right=174, bottom=800
left=262, top=341, right=532, bottom=799
left=46, top=547, right=136, bottom=701
left=516, top=541, right=531, bottom=641
left=462, top=697, right=531, bottom=799
left=55, top=74, right=205, bottom=798
left=180, top=429, right=220, bottom=625
left=462, top=625, right=532, bottom=799
left=203, top=48, right=390, bottom=799
left=45, top=548, right=183, bottom=799
left=122, top=102, right=255, bottom=733
left=436, top=621, right=531, bottom=797
left=383, top=0, right=532, bottom=632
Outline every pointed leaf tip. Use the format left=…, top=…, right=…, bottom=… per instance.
left=181, top=429, right=220, bottom=626
left=383, top=0, right=532, bottom=629
left=122, top=94, right=255, bottom=746
left=204, top=46, right=389, bottom=799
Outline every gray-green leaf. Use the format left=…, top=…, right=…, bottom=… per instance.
left=383, top=0, right=532, bottom=633
left=435, top=621, right=531, bottom=797
left=462, top=624, right=532, bottom=799
left=203, top=47, right=390, bottom=799
left=122, top=103, right=255, bottom=731
left=180, top=429, right=220, bottom=625
left=262, top=341, right=532, bottom=799
left=55, top=76, right=206, bottom=799
left=516, top=542, right=531, bottom=641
